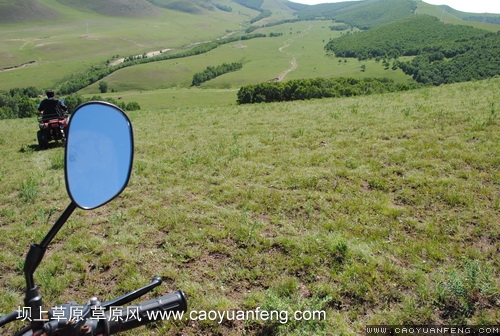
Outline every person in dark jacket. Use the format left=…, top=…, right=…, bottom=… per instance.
left=38, top=89, right=67, bottom=120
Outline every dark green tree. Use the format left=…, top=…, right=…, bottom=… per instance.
left=99, top=81, right=108, bottom=93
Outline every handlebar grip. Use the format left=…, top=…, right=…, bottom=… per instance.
left=0, top=312, right=20, bottom=327
left=103, top=290, right=187, bottom=335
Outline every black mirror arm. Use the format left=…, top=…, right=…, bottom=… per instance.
left=23, top=201, right=77, bottom=330
left=40, top=201, right=77, bottom=249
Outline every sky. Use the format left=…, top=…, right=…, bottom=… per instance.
left=290, top=0, right=500, bottom=14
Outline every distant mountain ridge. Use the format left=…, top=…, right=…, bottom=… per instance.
left=436, top=5, right=500, bottom=25
left=0, top=0, right=214, bottom=23
left=1, top=0, right=499, bottom=26
left=286, top=0, right=500, bottom=29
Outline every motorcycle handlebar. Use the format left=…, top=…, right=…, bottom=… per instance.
left=1, top=291, right=187, bottom=336
left=103, top=290, right=187, bottom=335
left=0, top=311, right=19, bottom=327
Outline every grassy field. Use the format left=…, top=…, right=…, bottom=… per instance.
left=0, top=78, right=498, bottom=335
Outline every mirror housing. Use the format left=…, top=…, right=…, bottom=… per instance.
left=65, top=101, right=134, bottom=210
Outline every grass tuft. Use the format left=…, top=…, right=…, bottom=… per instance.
left=436, top=259, right=498, bottom=323
left=18, top=176, right=39, bottom=203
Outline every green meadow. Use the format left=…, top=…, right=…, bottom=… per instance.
left=0, top=78, right=498, bottom=335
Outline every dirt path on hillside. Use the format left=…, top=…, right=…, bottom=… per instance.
left=275, top=24, right=312, bottom=82
left=0, top=61, right=37, bottom=72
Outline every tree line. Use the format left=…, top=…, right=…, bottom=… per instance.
left=63, top=93, right=140, bottom=113
left=237, top=77, right=420, bottom=104
left=192, top=62, right=243, bottom=86
left=0, top=88, right=140, bottom=120
left=0, top=89, right=38, bottom=120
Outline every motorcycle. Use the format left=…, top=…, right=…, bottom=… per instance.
left=1, top=102, right=187, bottom=335
left=37, top=115, right=69, bottom=150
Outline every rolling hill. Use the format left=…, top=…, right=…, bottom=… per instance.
left=0, top=0, right=228, bottom=23
left=0, top=0, right=60, bottom=23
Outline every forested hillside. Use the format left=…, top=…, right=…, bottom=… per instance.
left=324, top=15, right=488, bottom=59
left=397, top=31, right=500, bottom=85
left=324, top=14, right=500, bottom=85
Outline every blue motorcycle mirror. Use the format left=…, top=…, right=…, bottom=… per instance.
left=65, top=102, right=133, bottom=210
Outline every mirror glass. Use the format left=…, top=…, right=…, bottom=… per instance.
left=65, top=102, right=133, bottom=210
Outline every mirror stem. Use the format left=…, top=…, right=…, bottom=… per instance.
left=40, top=201, right=77, bottom=249
left=24, top=201, right=77, bottom=290
left=23, top=202, right=77, bottom=329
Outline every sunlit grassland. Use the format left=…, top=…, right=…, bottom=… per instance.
left=1, top=78, right=499, bottom=334
left=79, top=21, right=411, bottom=96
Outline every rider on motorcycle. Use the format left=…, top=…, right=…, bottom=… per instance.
left=38, top=89, right=67, bottom=120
